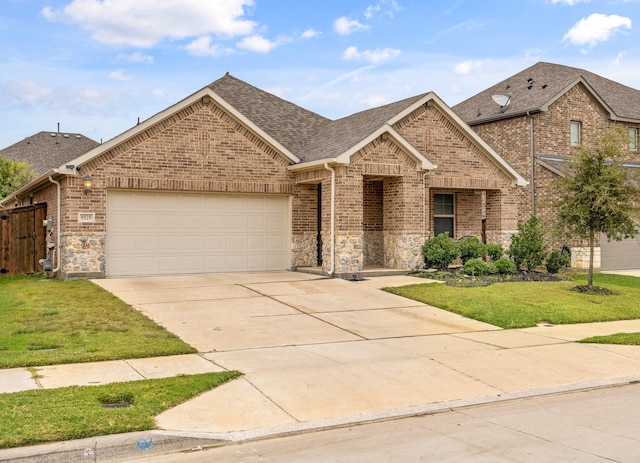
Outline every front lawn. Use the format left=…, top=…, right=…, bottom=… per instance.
left=384, top=273, right=640, bottom=329
left=0, top=275, right=196, bottom=368
left=0, top=371, right=240, bottom=449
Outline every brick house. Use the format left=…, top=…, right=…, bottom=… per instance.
left=0, top=73, right=525, bottom=279
left=453, top=62, right=640, bottom=270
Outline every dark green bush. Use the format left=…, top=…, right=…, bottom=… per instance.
left=486, top=243, right=504, bottom=262
left=422, top=232, right=460, bottom=270
left=546, top=249, right=570, bottom=274
left=495, top=258, right=517, bottom=275
left=508, top=216, right=547, bottom=271
left=463, top=258, right=489, bottom=276
left=458, top=236, right=486, bottom=264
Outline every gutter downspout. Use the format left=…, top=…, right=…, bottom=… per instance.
left=323, top=163, right=335, bottom=276
left=528, top=111, right=535, bottom=216
left=48, top=176, right=61, bottom=273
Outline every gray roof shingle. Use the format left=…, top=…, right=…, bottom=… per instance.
left=453, top=62, right=640, bottom=124
left=208, top=74, right=331, bottom=156
left=297, top=94, right=428, bottom=163
left=0, top=131, right=99, bottom=175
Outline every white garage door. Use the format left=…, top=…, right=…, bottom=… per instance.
left=600, top=234, right=640, bottom=271
left=106, top=190, right=290, bottom=277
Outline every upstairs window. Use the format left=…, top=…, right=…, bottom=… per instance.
left=570, top=121, right=581, bottom=146
left=630, top=128, right=638, bottom=150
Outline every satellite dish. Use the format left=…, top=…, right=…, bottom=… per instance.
left=492, top=94, right=511, bottom=113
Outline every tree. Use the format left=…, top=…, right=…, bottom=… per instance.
left=508, top=215, right=547, bottom=271
left=0, top=156, right=35, bottom=199
left=554, top=129, right=640, bottom=287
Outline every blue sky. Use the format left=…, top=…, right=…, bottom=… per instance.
left=1, top=0, right=639, bottom=148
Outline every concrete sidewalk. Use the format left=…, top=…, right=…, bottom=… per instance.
left=3, top=271, right=640, bottom=461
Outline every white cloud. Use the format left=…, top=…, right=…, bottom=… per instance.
left=334, top=17, right=369, bottom=35
left=454, top=60, right=485, bottom=75
left=301, top=28, right=321, bottom=39
left=1, top=80, right=53, bottom=104
left=117, top=52, right=154, bottom=64
left=563, top=13, right=632, bottom=49
left=364, top=1, right=402, bottom=19
left=108, top=69, right=132, bottom=81
left=185, top=36, right=233, bottom=57
left=41, top=0, right=256, bottom=48
left=343, top=46, right=400, bottom=63
left=551, top=0, right=588, bottom=5
left=237, top=34, right=283, bottom=53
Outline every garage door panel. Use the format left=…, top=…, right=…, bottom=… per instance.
left=107, top=191, right=289, bottom=276
left=600, top=233, right=640, bottom=270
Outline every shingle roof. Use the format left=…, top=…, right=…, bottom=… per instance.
left=453, top=62, right=640, bottom=125
left=208, top=74, right=331, bottom=155
left=297, top=94, right=428, bottom=163
left=0, top=131, right=99, bottom=175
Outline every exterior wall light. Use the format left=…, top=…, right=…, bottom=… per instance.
left=83, top=175, right=93, bottom=195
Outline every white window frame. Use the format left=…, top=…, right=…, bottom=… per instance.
left=570, top=121, right=581, bottom=146
left=433, top=192, right=455, bottom=238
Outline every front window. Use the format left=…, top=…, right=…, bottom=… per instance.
left=570, top=121, right=581, bottom=146
left=434, top=193, right=455, bottom=238
left=630, top=128, right=638, bottom=150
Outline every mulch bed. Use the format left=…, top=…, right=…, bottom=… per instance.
left=411, top=268, right=570, bottom=287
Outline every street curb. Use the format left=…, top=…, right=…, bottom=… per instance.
left=0, top=431, right=230, bottom=463
left=2, top=375, right=639, bottom=462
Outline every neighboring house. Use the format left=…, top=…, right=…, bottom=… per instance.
left=0, top=73, right=526, bottom=279
left=453, top=61, right=640, bottom=270
left=0, top=130, right=99, bottom=175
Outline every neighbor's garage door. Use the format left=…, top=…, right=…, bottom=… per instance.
left=106, top=190, right=290, bottom=277
left=600, top=234, right=640, bottom=271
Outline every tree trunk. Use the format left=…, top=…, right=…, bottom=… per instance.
left=588, top=231, right=595, bottom=287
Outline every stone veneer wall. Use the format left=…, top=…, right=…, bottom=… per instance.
left=60, top=233, right=106, bottom=278
left=291, top=232, right=318, bottom=268
left=383, top=232, right=425, bottom=270
left=571, top=246, right=601, bottom=269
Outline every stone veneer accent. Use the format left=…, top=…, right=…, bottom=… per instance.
left=383, top=232, right=425, bottom=270
left=60, top=233, right=106, bottom=278
left=291, top=232, right=318, bottom=268
left=571, top=246, right=601, bottom=269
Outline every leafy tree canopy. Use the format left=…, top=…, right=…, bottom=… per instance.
left=0, top=156, right=35, bottom=199
left=554, top=128, right=640, bottom=286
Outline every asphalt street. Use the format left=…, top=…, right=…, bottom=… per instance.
left=128, top=382, right=640, bottom=463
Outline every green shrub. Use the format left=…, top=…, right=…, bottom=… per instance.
left=422, top=232, right=460, bottom=270
left=458, top=236, right=486, bottom=264
left=486, top=243, right=504, bottom=262
left=463, top=258, right=489, bottom=276
left=486, top=262, right=498, bottom=275
left=508, top=216, right=547, bottom=271
left=546, top=249, right=570, bottom=274
left=495, top=258, right=517, bottom=275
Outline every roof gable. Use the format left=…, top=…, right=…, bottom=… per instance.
left=453, top=61, right=640, bottom=125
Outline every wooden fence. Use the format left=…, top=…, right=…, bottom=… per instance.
left=0, top=204, right=47, bottom=274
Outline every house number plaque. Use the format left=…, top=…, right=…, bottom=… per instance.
left=78, top=212, right=95, bottom=223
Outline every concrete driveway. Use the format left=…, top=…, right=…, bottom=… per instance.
left=93, top=272, right=640, bottom=438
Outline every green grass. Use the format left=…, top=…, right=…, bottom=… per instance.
left=579, top=333, right=640, bottom=345
left=0, top=274, right=196, bottom=368
left=384, top=273, right=640, bottom=329
left=0, top=371, right=240, bottom=449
